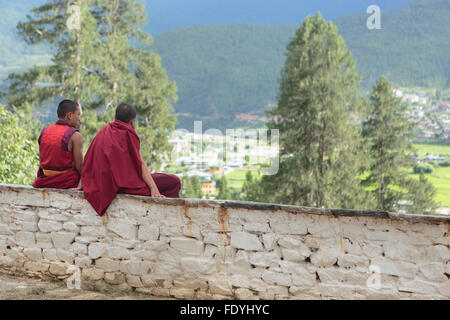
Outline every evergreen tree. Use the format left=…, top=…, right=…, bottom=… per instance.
left=361, top=76, right=437, bottom=213
left=241, top=171, right=263, bottom=202
left=6, top=0, right=101, bottom=109
left=230, top=189, right=242, bottom=201
left=91, top=0, right=178, bottom=170
left=217, top=175, right=231, bottom=200
left=191, top=176, right=202, bottom=198
left=180, top=175, right=193, bottom=198
left=2, top=0, right=177, bottom=168
left=257, top=13, right=367, bottom=208
left=406, top=172, right=438, bottom=215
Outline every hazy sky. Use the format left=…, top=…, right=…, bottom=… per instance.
left=3, top=0, right=415, bottom=35
left=144, top=0, right=414, bottom=34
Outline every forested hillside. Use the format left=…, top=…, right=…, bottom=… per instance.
left=0, top=1, right=52, bottom=81
left=337, top=0, right=450, bottom=88
left=151, top=24, right=293, bottom=129
left=150, top=0, right=449, bottom=129
left=0, top=0, right=448, bottom=130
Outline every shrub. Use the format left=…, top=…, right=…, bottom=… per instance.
left=439, top=160, right=450, bottom=167
left=0, top=105, right=39, bottom=185
left=427, top=160, right=438, bottom=168
left=413, top=163, right=434, bottom=174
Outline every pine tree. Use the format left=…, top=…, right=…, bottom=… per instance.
left=91, top=0, right=178, bottom=169
left=191, top=176, right=203, bottom=198
left=257, top=13, right=367, bottom=209
left=241, top=171, right=263, bottom=202
left=405, top=172, right=438, bottom=215
left=217, top=175, right=231, bottom=200
left=2, top=0, right=177, bottom=168
left=180, top=176, right=193, bottom=198
left=361, top=76, right=437, bottom=213
left=6, top=0, right=101, bottom=109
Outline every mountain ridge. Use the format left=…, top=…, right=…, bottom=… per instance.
left=0, top=0, right=448, bottom=131
left=149, top=0, right=449, bottom=130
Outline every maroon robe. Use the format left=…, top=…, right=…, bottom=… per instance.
left=82, top=120, right=181, bottom=216
left=33, top=120, right=80, bottom=189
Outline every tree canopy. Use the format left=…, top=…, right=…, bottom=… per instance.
left=2, top=0, right=178, bottom=170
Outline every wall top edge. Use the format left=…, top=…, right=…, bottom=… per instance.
left=1, top=184, right=448, bottom=223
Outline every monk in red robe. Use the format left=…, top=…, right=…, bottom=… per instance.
left=82, top=103, right=181, bottom=216
left=33, top=99, right=83, bottom=190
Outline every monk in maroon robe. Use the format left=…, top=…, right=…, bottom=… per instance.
left=82, top=103, right=181, bottom=216
left=33, top=100, right=83, bottom=190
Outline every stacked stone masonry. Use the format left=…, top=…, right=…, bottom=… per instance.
left=0, top=184, right=448, bottom=300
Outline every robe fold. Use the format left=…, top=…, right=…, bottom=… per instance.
left=33, top=168, right=80, bottom=189
left=82, top=120, right=181, bottom=216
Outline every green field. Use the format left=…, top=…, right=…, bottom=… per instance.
left=413, top=144, right=450, bottom=157
left=413, top=144, right=450, bottom=207
left=225, top=170, right=247, bottom=189
left=409, top=166, right=450, bottom=207
left=225, top=168, right=259, bottom=190
left=225, top=144, right=450, bottom=207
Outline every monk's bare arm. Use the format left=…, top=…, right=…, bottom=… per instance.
left=140, top=156, right=165, bottom=198
left=70, top=132, right=83, bottom=174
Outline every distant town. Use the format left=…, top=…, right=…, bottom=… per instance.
left=393, top=89, right=450, bottom=140
left=32, top=88, right=449, bottom=201
left=163, top=88, right=450, bottom=199
left=165, top=129, right=278, bottom=197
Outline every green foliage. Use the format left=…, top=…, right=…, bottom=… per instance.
left=362, top=76, right=437, bottom=213
left=413, top=163, right=434, bottom=174
left=404, top=173, right=438, bottom=215
left=426, top=160, right=439, bottom=168
left=78, top=108, right=114, bottom=154
left=151, top=24, right=293, bottom=130
left=180, top=175, right=202, bottom=198
left=241, top=171, right=263, bottom=202
left=335, top=0, right=450, bottom=90
left=414, top=138, right=450, bottom=146
left=145, top=0, right=450, bottom=130
left=2, top=0, right=178, bottom=169
left=0, top=105, right=39, bottom=185
left=2, top=1, right=449, bottom=130
left=216, top=175, right=231, bottom=200
left=255, top=13, right=368, bottom=209
left=439, top=161, right=450, bottom=167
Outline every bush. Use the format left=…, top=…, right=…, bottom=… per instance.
left=0, top=105, right=39, bottom=185
left=439, top=160, right=450, bottom=167
left=413, top=163, right=434, bottom=174
left=427, top=160, right=438, bottom=168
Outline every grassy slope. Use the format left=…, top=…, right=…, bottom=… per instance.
left=409, top=144, right=450, bottom=206
left=150, top=0, right=450, bottom=129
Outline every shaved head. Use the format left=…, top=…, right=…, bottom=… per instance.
left=57, top=99, right=79, bottom=119
left=115, top=103, right=136, bottom=123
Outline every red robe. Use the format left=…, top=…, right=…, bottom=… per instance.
left=33, top=120, right=80, bottom=189
left=82, top=120, right=181, bottom=216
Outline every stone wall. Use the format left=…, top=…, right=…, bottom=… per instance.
left=0, top=184, right=448, bottom=299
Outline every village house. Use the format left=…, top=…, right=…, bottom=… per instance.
left=200, top=179, right=216, bottom=196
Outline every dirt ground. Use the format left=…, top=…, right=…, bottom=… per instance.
left=0, top=271, right=169, bottom=300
